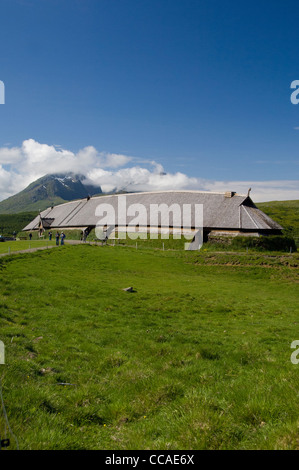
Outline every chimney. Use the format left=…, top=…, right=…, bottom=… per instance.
left=225, top=191, right=236, bottom=198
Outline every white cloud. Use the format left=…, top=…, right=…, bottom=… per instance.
left=0, top=165, right=15, bottom=200
left=0, top=138, right=298, bottom=203
left=200, top=180, right=299, bottom=202
left=102, top=153, right=133, bottom=168
left=0, top=146, right=22, bottom=164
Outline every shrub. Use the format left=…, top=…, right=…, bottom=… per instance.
left=207, top=235, right=297, bottom=252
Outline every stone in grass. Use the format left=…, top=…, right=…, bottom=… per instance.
left=33, top=336, right=43, bottom=343
left=39, top=367, right=54, bottom=376
left=122, top=287, right=136, bottom=292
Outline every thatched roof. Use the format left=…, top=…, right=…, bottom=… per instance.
left=23, top=190, right=282, bottom=232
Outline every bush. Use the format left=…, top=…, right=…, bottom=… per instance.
left=207, top=235, right=297, bottom=252
left=0, top=212, right=38, bottom=236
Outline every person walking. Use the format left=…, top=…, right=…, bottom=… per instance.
left=29, top=233, right=32, bottom=241
left=55, top=232, right=60, bottom=246
left=49, top=231, right=52, bottom=241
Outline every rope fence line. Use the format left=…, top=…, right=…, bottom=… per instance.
left=0, top=238, right=298, bottom=257
left=0, top=243, right=58, bottom=258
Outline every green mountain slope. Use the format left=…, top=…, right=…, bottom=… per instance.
left=257, top=200, right=299, bottom=239
left=0, top=173, right=102, bottom=214
left=0, top=212, right=38, bottom=236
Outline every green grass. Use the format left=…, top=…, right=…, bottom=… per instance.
left=0, top=212, right=38, bottom=237
left=0, top=240, right=56, bottom=254
left=0, top=245, right=298, bottom=450
left=257, top=200, right=299, bottom=240
left=203, top=235, right=297, bottom=253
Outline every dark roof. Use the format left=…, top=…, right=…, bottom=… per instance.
left=40, top=218, right=54, bottom=228
left=23, top=191, right=283, bottom=232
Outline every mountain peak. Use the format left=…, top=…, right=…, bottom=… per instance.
left=0, top=173, right=102, bottom=214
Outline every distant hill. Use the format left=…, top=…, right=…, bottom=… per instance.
left=0, top=212, right=38, bottom=236
left=0, top=173, right=102, bottom=214
left=257, top=200, right=299, bottom=240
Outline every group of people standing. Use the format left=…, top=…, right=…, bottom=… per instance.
left=26, top=231, right=65, bottom=245
left=52, top=231, right=66, bottom=245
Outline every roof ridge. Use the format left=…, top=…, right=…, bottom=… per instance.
left=80, top=190, right=248, bottom=199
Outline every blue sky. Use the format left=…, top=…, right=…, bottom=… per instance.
left=0, top=0, right=298, bottom=201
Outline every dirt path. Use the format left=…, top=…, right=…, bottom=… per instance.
left=0, top=240, right=102, bottom=258
left=0, top=244, right=59, bottom=258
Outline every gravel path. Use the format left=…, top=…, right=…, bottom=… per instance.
left=0, top=244, right=59, bottom=258
left=0, top=240, right=105, bottom=258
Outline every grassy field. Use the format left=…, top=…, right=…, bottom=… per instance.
left=0, top=240, right=57, bottom=255
left=0, top=244, right=298, bottom=450
left=257, top=200, right=299, bottom=240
